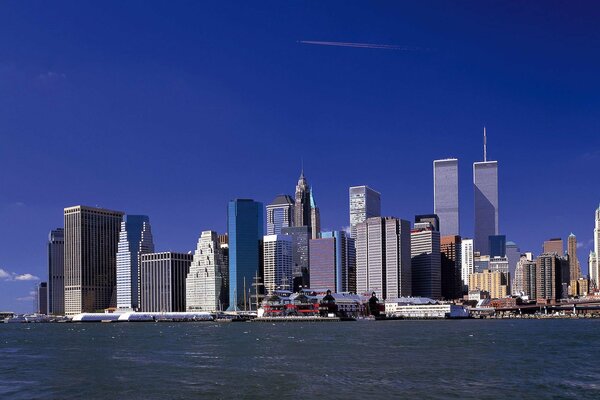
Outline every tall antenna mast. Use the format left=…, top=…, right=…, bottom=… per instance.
left=483, top=126, right=487, bottom=162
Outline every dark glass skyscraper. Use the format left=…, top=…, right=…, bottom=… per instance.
left=489, top=235, right=506, bottom=258
left=48, top=228, right=64, bottom=315
left=266, top=195, right=294, bottom=235
left=227, top=199, right=264, bottom=311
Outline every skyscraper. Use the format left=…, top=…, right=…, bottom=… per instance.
left=310, top=190, right=321, bottom=239
left=589, top=205, right=600, bottom=289
left=411, top=222, right=441, bottom=299
left=294, top=171, right=311, bottom=229
left=433, top=158, right=459, bottom=237
left=64, top=206, right=124, bottom=315
left=505, top=241, right=520, bottom=290
left=356, top=217, right=411, bottom=300
left=536, top=253, right=570, bottom=302
left=473, top=127, right=499, bottom=255
left=441, top=235, right=462, bottom=300
left=48, top=228, right=64, bottom=315
left=186, top=231, right=228, bottom=312
left=140, top=252, right=193, bottom=312
left=349, top=185, right=381, bottom=239
left=543, top=238, right=564, bottom=256
left=461, top=238, right=474, bottom=292
left=36, top=282, right=48, bottom=314
left=266, top=195, right=294, bottom=235
left=309, top=231, right=353, bottom=293
left=415, top=214, right=440, bottom=233
left=567, top=233, right=581, bottom=281
left=116, top=215, right=154, bottom=310
left=263, top=235, right=293, bottom=294
left=489, top=235, right=506, bottom=258
left=227, top=199, right=264, bottom=311
left=281, top=226, right=310, bottom=290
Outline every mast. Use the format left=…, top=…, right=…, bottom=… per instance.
left=483, top=126, right=487, bottom=162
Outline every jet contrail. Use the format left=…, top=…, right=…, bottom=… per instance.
left=298, top=40, right=428, bottom=51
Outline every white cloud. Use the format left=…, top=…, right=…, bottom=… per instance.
left=14, top=273, right=39, bottom=281
left=16, top=296, right=34, bottom=302
left=0, top=268, right=11, bottom=279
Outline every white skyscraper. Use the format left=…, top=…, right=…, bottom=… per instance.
left=589, top=206, right=600, bottom=289
left=461, top=238, right=474, bottom=290
left=263, top=235, right=293, bottom=294
left=186, top=231, right=228, bottom=312
left=473, top=127, right=499, bottom=255
left=434, top=158, right=459, bottom=237
left=349, top=185, right=381, bottom=239
left=116, top=215, right=154, bottom=310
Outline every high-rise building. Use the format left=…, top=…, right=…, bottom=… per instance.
left=522, top=258, right=537, bottom=299
left=441, top=235, right=462, bottom=300
left=489, top=235, right=506, bottom=257
left=349, top=185, right=381, bottom=239
left=536, top=253, right=570, bottom=303
left=411, top=222, right=441, bottom=299
left=116, top=215, right=154, bottom=310
left=468, top=270, right=508, bottom=299
left=294, top=171, right=312, bottom=229
left=567, top=233, right=581, bottom=281
left=140, top=252, right=193, bottom=312
left=310, top=231, right=354, bottom=293
left=356, top=217, right=411, bottom=300
left=310, top=190, right=321, bottom=240
left=473, top=128, right=499, bottom=255
left=266, top=195, right=294, bottom=235
left=461, top=238, right=474, bottom=292
left=433, top=158, right=459, bottom=237
left=505, top=241, right=520, bottom=290
left=590, top=206, right=600, bottom=289
left=64, top=206, right=124, bottom=315
left=263, top=235, right=293, bottom=294
left=227, top=199, right=264, bottom=311
left=36, top=282, right=48, bottom=314
left=186, top=231, right=228, bottom=312
left=48, top=228, right=64, bottom=315
left=543, top=238, right=564, bottom=256
left=281, top=226, right=310, bottom=290
left=415, top=214, right=440, bottom=233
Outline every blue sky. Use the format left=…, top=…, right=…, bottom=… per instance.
left=1, top=1, right=599, bottom=312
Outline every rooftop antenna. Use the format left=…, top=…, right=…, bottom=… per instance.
left=483, top=126, right=487, bottom=162
left=301, top=157, right=304, bottom=176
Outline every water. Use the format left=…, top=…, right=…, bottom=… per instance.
left=1, top=319, right=599, bottom=399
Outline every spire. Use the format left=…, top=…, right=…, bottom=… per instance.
left=300, top=157, right=304, bottom=178
left=483, top=126, right=487, bottom=162
left=310, top=188, right=317, bottom=208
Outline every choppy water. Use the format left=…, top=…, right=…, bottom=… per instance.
left=1, top=319, right=599, bottom=399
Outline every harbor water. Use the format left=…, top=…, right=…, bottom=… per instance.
left=1, top=319, right=599, bottom=399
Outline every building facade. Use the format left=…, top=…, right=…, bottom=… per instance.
left=411, top=222, right=441, bottom=299
left=591, top=206, right=600, bottom=290
left=294, top=171, right=312, bottom=229
left=266, top=195, right=294, bottom=235
left=489, top=235, right=506, bottom=258
left=48, top=228, right=64, bottom=315
left=473, top=160, right=499, bottom=255
left=349, top=185, right=381, bottom=239
left=310, top=191, right=321, bottom=240
left=263, top=235, right=293, bottom=294
left=461, top=238, right=474, bottom=292
left=64, top=206, right=124, bottom=315
left=186, top=231, right=228, bottom=312
left=140, top=252, right=193, bottom=312
left=310, top=231, right=354, bottom=293
left=441, top=235, right=462, bottom=300
left=227, top=199, right=264, bottom=311
left=36, top=282, right=48, bottom=314
left=468, top=270, right=508, bottom=299
left=433, top=158, right=459, bottom=237
left=281, top=226, right=310, bottom=291
left=116, top=215, right=154, bottom=310
left=536, top=253, right=570, bottom=303
left=543, top=238, right=564, bottom=256
left=567, top=233, right=581, bottom=281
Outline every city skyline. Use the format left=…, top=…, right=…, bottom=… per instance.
left=1, top=2, right=599, bottom=312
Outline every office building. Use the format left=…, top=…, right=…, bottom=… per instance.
left=591, top=206, right=600, bottom=290
left=266, top=195, right=294, bottom=235
left=48, top=228, right=64, bottom=315
left=411, top=221, right=441, bottom=299
left=536, top=253, right=570, bottom=303
left=294, top=171, right=312, bottom=229
left=64, top=206, right=124, bottom=315
left=543, top=238, right=564, bottom=256
left=522, top=258, right=538, bottom=299
left=186, top=231, right=228, bottom=312
left=473, top=128, right=499, bottom=255
left=310, top=190, right=321, bottom=239
left=310, top=231, right=354, bottom=293
left=36, top=282, right=48, bottom=314
left=505, top=241, right=520, bottom=288
left=489, top=235, right=506, bottom=258
left=415, top=214, right=440, bottom=233
left=513, top=253, right=534, bottom=295
left=567, top=233, right=581, bottom=281
left=282, top=226, right=310, bottom=290
left=227, top=199, right=264, bottom=311
left=116, top=215, right=154, bottom=310
left=349, top=185, right=381, bottom=239
left=356, top=217, right=411, bottom=299
left=461, top=238, right=474, bottom=292
left=263, top=235, right=293, bottom=294
left=140, top=252, right=192, bottom=312
left=433, top=158, right=459, bottom=237
left=441, top=235, right=462, bottom=300
left=468, top=270, right=508, bottom=299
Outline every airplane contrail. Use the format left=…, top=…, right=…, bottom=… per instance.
left=298, top=40, right=429, bottom=51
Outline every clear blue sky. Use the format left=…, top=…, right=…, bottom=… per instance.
left=1, top=1, right=599, bottom=312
